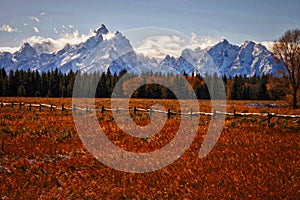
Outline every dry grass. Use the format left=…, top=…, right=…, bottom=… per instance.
left=0, top=97, right=299, bottom=199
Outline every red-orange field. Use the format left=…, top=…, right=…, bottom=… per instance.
left=0, top=97, right=299, bottom=199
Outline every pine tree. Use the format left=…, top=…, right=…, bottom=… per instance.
left=8, top=70, right=16, bottom=96
left=33, top=70, right=41, bottom=97
left=231, top=75, right=243, bottom=100
left=1, top=68, right=8, bottom=96
left=66, top=70, right=75, bottom=97
left=257, top=76, right=270, bottom=100
left=0, top=68, right=5, bottom=96
left=49, top=68, right=60, bottom=97
left=17, top=85, right=26, bottom=97
left=40, top=72, right=48, bottom=97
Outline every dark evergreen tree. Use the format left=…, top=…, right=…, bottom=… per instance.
left=257, top=75, right=270, bottom=100
left=40, top=72, right=48, bottom=97
left=0, top=67, right=289, bottom=100
left=231, top=75, right=243, bottom=100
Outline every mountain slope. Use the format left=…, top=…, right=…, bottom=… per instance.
left=0, top=24, right=139, bottom=74
left=0, top=24, right=285, bottom=77
left=177, top=39, right=284, bottom=77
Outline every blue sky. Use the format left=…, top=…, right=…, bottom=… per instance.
left=0, top=0, right=299, bottom=55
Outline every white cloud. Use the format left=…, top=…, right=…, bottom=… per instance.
left=187, top=33, right=221, bottom=50
left=24, top=23, right=28, bottom=26
left=135, top=35, right=185, bottom=59
left=23, top=36, right=60, bottom=54
left=40, top=12, right=46, bottom=16
left=0, top=46, right=19, bottom=53
left=0, top=24, right=18, bottom=32
left=102, top=32, right=116, bottom=41
left=57, top=25, right=77, bottom=34
left=260, top=41, right=274, bottom=51
left=135, top=33, right=222, bottom=59
left=53, top=26, right=58, bottom=34
left=28, top=16, right=40, bottom=23
left=135, top=33, right=275, bottom=59
left=33, top=27, right=40, bottom=33
left=23, top=29, right=95, bottom=54
left=0, top=28, right=95, bottom=54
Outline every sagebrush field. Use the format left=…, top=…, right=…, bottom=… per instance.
left=0, top=97, right=299, bottom=199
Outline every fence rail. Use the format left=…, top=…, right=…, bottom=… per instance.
left=1, top=101, right=300, bottom=126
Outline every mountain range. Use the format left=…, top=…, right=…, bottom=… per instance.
left=0, top=24, right=285, bottom=77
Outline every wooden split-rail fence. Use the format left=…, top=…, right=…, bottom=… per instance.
left=1, top=101, right=300, bottom=127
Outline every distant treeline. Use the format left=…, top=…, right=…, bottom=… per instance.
left=0, top=67, right=289, bottom=100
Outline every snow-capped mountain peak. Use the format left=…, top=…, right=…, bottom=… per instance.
left=177, top=39, right=284, bottom=77
left=19, top=42, right=36, bottom=55
left=0, top=25, right=285, bottom=77
left=14, top=42, right=37, bottom=61
left=95, top=24, right=109, bottom=35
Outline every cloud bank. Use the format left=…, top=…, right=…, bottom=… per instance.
left=33, top=27, right=40, bottom=33
left=260, top=41, right=274, bottom=51
left=28, top=16, right=40, bottom=23
left=134, top=33, right=274, bottom=59
left=135, top=33, right=222, bottom=59
left=23, top=30, right=95, bottom=54
left=0, top=26, right=274, bottom=58
left=0, top=46, right=19, bottom=53
left=0, top=24, right=18, bottom=33
left=134, top=35, right=184, bottom=59
left=0, top=28, right=95, bottom=54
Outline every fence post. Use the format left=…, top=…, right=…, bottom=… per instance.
left=233, top=109, right=236, bottom=118
left=190, top=108, right=193, bottom=120
left=11, top=101, right=14, bottom=108
left=213, top=109, right=216, bottom=119
left=0, top=102, right=3, bottom=108
left=73, top=104, right=76, bottom=115
left=39, top=104, right=42, bottom=112
left=1, top=136, right=4, bottom=152
left=168, top=109, right=171, bottom=119
left=50, top=104, right=53, bottom=111
left=134, top=107, right=137, bottom=115
left=116, top=106, right=119, bottom=113
left=19, top=102, right=22, bottom=110
left=149, top=109, right=152, bottom=119
left=29, top=103, right=32, bottom=111
left=101, top=105, right=105, bottom=113
left=268, top=112, right=271, bottom=127
left=86, top=106, right=88, bottom=114
left=62, top=104, right=64, bottom=115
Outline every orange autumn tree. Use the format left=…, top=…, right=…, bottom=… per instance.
left=273, top=29, right=300, bottom=108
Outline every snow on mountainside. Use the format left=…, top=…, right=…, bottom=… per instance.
left=0, top=24, right=139, bottom=74
left=0, top=24, right=285, bottom=77
left=228, top=41, right=282, bottom=76
left=177, top=39, right=285, bottom=77
left=159, top=55, right=194, bottom=74
left=207, top=39, right=240, bottom=75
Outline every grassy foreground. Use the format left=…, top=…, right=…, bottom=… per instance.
left=0, top=97, right=299, bottom=199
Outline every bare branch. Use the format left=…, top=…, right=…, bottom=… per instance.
left=273, top=29, right=300, bottom=108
